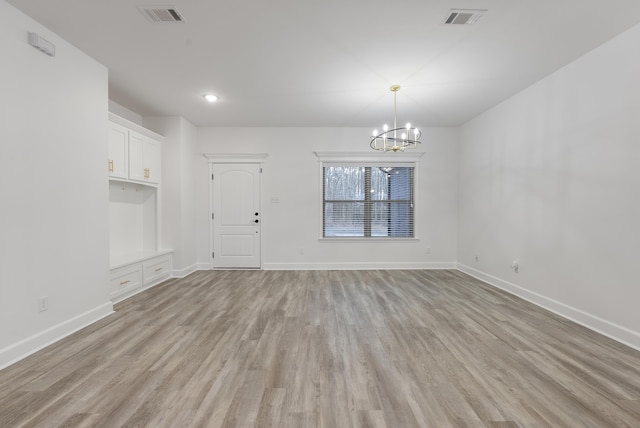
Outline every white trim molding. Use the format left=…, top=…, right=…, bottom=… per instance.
left=264, top=261, right=457, bottom=271
left=172, top=264, right=198, bottom=279
left=109, top=112, right=164, bottom=141
left=196, top=262, right=213, bottom=271
left=314, top=151, right=424, bottom=163
left=203, top=153, right=269, bottom=163
left=457, top=263, right=640, bottom=352
left=0, top=303, right=114, bottom=370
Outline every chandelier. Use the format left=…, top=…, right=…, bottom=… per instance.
left=370, top=85, right=421, bottom=152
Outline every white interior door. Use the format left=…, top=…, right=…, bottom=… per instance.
left=211, top=163, right=261, bottom=268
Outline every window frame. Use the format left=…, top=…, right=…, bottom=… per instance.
left=315, top=152, right=423, bottom=241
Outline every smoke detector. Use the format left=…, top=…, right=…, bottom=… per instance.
left=138, top=5, right=185, bottom=23
left=442, top=9, right=487, bottom=25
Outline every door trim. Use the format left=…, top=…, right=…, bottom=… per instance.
left=204, top=153, right=269, bottom=163
left=205, top=153, right=268, bottom=269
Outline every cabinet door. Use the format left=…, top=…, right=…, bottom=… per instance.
left=129, top=132, right=160, bottom=184
left=143, top=139, right=161, bottom=184
left=108, top=124, right=128, bottom=179
left=128, top=131, right=146, bottom=182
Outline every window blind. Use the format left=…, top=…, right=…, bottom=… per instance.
left=323, top=165, right=414, bottom=238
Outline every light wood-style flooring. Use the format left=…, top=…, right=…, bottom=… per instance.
left=1, top=269, right=639, bottom=427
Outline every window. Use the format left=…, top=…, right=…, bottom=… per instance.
left=323, top=165, right=414, bottom=238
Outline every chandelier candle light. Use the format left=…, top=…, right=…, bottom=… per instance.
left=370, top=85, right=421, bottom=152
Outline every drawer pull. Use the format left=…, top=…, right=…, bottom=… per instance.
left=154, top=267, right=163, bottom=272
left=120, top=280, right=131, bottom=285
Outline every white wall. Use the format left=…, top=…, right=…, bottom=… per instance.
left=0, top=1, right=112, bottom=368
left=144, top=116, right=199, bottom=276
left=458, top=23, right=640, bottom=349
left=196, top=127, right=459, bottom=269
left=179, top=119, right=199, bottom=272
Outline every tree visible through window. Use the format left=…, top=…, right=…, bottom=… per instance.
left=323, top=166, right=414, bottom=237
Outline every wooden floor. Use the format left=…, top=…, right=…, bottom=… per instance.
left=1, top=270, right=639, bottom=427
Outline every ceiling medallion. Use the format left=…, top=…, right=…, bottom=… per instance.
left=370, top=85, right=421, bottom=152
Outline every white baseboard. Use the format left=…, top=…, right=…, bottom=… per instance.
left=0, top=302, right=114, bottom=371
left=457, top=263, right=640, bottom=352
left=171, top=264, right=198, bottom=279
left=263, top=261, right=458, bottom=270
left=196, top=262, right=212, bottom=271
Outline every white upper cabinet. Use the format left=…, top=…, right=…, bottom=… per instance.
left=108, top=114, right=163, bottom=186
left=144, top=139, right=161, bottom=183
left=127, top=130, right=144, bottom=181
left=108, top=123, right=129, bottom=179
left=129, top=132, right=161, bottom=184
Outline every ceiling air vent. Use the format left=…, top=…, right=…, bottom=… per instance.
left=442, top=9, right=486, bottom=25
left=138, top=6, right=185, bottom=23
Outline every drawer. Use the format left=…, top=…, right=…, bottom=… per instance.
left=143, top=255, right=171, bottom=285
left=110, top=265, right=142, bottom=298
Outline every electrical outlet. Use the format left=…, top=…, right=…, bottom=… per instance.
left=38, top=296, right=48, bottom=312
left=299, top=248, right=304, bottom=255
left=511, top=260, right=519, bottom=273
left=475, top=255, right=480, bottom=261
left=425, top=247, right=431, bottom=254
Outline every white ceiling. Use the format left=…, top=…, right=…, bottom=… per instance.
left=9, top=0, right=640, bottom=127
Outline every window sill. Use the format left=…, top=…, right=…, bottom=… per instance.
left=318, top=237, right=420, bottom=242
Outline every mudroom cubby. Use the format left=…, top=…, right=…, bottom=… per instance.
left=108, top=115, right=172, bottom=302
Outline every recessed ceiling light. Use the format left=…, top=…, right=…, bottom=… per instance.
left=203, top=94, right=219, bottom=103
